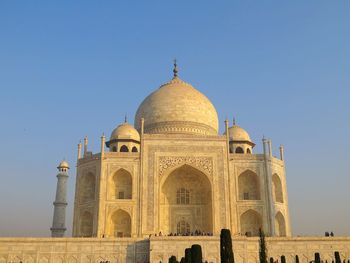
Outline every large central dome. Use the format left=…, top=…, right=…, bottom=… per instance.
left=134, top=76, right=219, bottom=135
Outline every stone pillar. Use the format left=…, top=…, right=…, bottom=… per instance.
left=138, top=117, right=145, bottom=236
left=268, top=139, right=273, bottom=157
left=140, top=118, right=145, bottom=136
left=51, top=161, right=69, bottom=237
left=83, top=136, right=88, bottom=156
left=279, top=145, right=284, bottom=161
left=77, top=141, right=82, bottom=160
left=262, top=137, right=275, bottom=236
left=262, top=137, right=268, bottom=156
left=224, top=119, right=233, bottom=231
left=97, top=134, right=106, bottom=238
left=100, top=134, right=105, bottom=159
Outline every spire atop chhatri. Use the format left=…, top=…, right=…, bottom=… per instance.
left=124, top=114, right=128, bottom=123
left=173, top=59, right=178, bottom=78
left=233, top=117, right=236, bottom=125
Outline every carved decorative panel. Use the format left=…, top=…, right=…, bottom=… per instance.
left=159, top=156, right=213, bottom=177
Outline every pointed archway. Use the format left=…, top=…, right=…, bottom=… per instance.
left=80, top=211, right=93, bottom=237
left=272, top=174, right=284, bottom=203
left=275, top=212, right=286, bottom=237
left=238, top=170, right=260, bottom=200
left=240, top=209, right=262, bottom=236
left=111, top=169, right=132, bottom=199
left=80, top=172, right=95, bottom=203
left=108, top=209, right=131, bottom=237
left=159, top=164, right=212, bottom=235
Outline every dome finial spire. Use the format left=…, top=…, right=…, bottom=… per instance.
left=233, top=117, right=236, bottom=125
left=173, top=59, right=178, bottom=78
left=124, top=114, right=127, bottom=123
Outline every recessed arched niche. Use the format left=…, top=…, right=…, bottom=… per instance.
left=159, top=164, right=212, bottom=235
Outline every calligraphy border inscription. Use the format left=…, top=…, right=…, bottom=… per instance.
left=159, top=156, right=213, bottom=178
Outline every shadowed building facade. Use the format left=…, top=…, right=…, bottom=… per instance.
left=72, top=64, right=291, bottom=239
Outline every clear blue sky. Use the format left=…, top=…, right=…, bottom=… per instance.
left=0, top=1, right=349, bottom=237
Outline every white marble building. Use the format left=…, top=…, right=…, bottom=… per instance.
left=72, top=64, right=291, bottom=239
left=2, top=64, right=350, bottom=263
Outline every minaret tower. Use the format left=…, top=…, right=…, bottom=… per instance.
left=50, top=160, right=69, bottom=237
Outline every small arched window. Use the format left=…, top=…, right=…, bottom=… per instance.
left=132, top=146, right=138, bottom=152
left=176, top=188, right=190, bottom=204
left=113, top=169, right=132, bottom=199
left=272, top=174, right=284, bottom=203
left=120, top=145, right=129, bottom=152
left=247, top=148, right=251, bottom=154
left=235, top=147, right=244, bottom=154
left=112, top=146, right=117, bottom=152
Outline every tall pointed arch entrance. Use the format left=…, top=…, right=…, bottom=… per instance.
left=159, top=164, right=212, bottom=235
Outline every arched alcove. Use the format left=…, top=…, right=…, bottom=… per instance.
left=238, top=170, right=260, bottom=200
left=247, top=148, right=251, bottom=154
left=112, top=146, right=117, bottom=152
left=80, top=173, right=95, bottom=203
left=112, top=169, right=132, bottom=199
left=240, top=209, right=262, bottom=236
left=109, top=209, right=131, bottom=237
left=272, top=174, right=284, bottom=203
left=235, top=147, right=244, bottom=154
left=120, top=145, right=129, bottom=152
left=160, top=165, right=212, bottom=235
left=275, top=212, right=286, bottom=237
left=132, top=146, right=138, bottom=152
left=80, top=211, right=93, bottom=237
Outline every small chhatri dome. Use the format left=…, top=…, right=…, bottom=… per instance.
left=226, top=124, right=252, bottom=142
left=134, top=62, right=219, bottom=135
left=110, top=122, right=140, bottom=142
left=57, top=160, right=69, bottom=169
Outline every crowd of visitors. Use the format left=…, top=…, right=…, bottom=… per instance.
left=149, top=230, right=214, bottom=238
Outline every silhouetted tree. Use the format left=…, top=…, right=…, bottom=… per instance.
left=191, top=244, right=202, bottom=263
left=259, top=229, right=268, bottom=263
left=335, top=252, right=341, bottom=263
left=221, top=229, right=235, bottom=263
left=169, top=255, right=177, bottom=263
left=185, top=248, right=192, bottom=263
left=315, top=253, right=321, bottom=263
left=180, top=258, right=185, bottom=263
